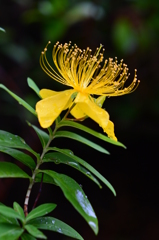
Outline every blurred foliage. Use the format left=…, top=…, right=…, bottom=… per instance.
left=0, top=0, right=158, bottom=110
left=0, top=0, right=159, bottom=239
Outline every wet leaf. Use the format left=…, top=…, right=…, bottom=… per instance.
left=30, top=216, right=84, bottom=240
left=26, top=203, right=57, bottom=222
left=43, top=152, right=102, bottom=188
left=25, top=225, right=46, bottom=239
left=0, top=130, right=38, bottom=157
left=40, top=170, right=98, bottom=234
left=49, top=147, right=116, bottom=196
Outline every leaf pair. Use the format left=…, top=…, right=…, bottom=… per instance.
left=0, top=202, right=83, bottom=240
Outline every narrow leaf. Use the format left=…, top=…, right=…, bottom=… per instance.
left=43, top=152, right=102, bottom=188
left=59, top=120, right=126, bottom=148
left=13, top=202, right=25, bottom=222
left=25, top=225, right=46, bottom=239
left=0, top=206, right=24, bottom=221
left=0, top=130, right=38, bottom=157
left=0, top=203, right=19, bottom=225
left=35, top=173, right=57, bottom=185
left=0, top=84, right=36, bottom=115
left=40, top=170, right=98, bottom=235
left=0, top=214, right=19, bottom=225
left=50, top=147, right=116, bottom=196
left=0, top=162, right=31, bottom=179
left=30, top=216, right=84, bottom=240
left=54, top=130, right=109, bottom=154
left=21, top=232, right=36, bottom=240
left=0, top=223, right=24, bottom=240
left=27, top=122, right=49, bottom=148
left=0, top=146, right=35, bottom=170
left=26, top=203, right=57, bottom=222
left=27, top=77, right=40, bottom=97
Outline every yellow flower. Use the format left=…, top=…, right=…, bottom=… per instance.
left=36, top=41, right=139, bottom=141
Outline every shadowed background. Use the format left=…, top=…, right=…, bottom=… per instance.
left=0, top=0, right=159, bottom=239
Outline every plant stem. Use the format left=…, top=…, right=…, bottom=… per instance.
left=62, top=102, right=76, bottom=120
left=24, top=137, right=53, bottom=216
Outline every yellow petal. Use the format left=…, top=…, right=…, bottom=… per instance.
left=40, top=89, right=59, bottom=99
left=104, top=120, right=117, bottom=141
left=36, top=89, right=74, bottom=128
left=70, top=95, right=106, bottom=119
left=70, top=104, right=86, bottom=118
left=75, top=92, right=109, bottom=129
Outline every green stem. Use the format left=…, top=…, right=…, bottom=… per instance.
left=62, top=102, right=76, bottom=120
left=24, top=135, right=53, bottom=216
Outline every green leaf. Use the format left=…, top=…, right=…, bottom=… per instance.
left=13, top=202, right=25, bottom=222
left=35, top=173, right=57, bottom=185
left=0, top=84, right=36, bottom=115
left=0, top=162, right=31, bottom=179
left=21, top=232, right=36, bottom=240
left=0, top=214, right=19, bottom=225
left=25, top=225, right=46, bottom=239
left=0, top=27, right=5, bottom=32
left=43, top=152, right=102, bottom=188
left=0, top=205, right=24, bottom=222
left=50, top=147, right=116, bottom=196
left=26, top=203, right=57, bottom=222
left=40, top=170, right=98, bottom=235
left=30, top=216, right=84, bottom=240
left=0, top=130, right=38, bottom=157
left=54, top=130, right=109, bottom=154
left=0, top=146, right=35, bottom=170
left=0, top=203, right=19, bottom=225
left=27, top=122, right=49, bottom=148
left=0, top=223, right=24, bottom=240
left=59, top=120, right=126, bottom=148
left=27, top=77, right=40, bottom=97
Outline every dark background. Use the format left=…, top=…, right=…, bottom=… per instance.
left=0, top=0, right=159, bottom=239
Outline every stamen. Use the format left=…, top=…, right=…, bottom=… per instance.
left=39, top=41, right=140, bottom=96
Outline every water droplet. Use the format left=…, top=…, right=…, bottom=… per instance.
left=86, top=171, right=91, bottom=176
left=57, top=228, right=62, bottom=233
left=52, top=220, right=55, bottom=224
left=55, top=159, right=60, bottom=164
left=9, top=138, right=12, bottom=140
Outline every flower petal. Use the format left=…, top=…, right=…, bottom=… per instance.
left=104, top=120, right=117, bottom=141
left=75, top=93, right=109, bottom=128
left=71, top=95, right=106, bottom=119
left=36, top=89, right=75, bottom=128
left=70, top=104, right=87, bottom=118
left=40, top=89, right=59, bottom=99
left=74, top=93, right=117, bottom=140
